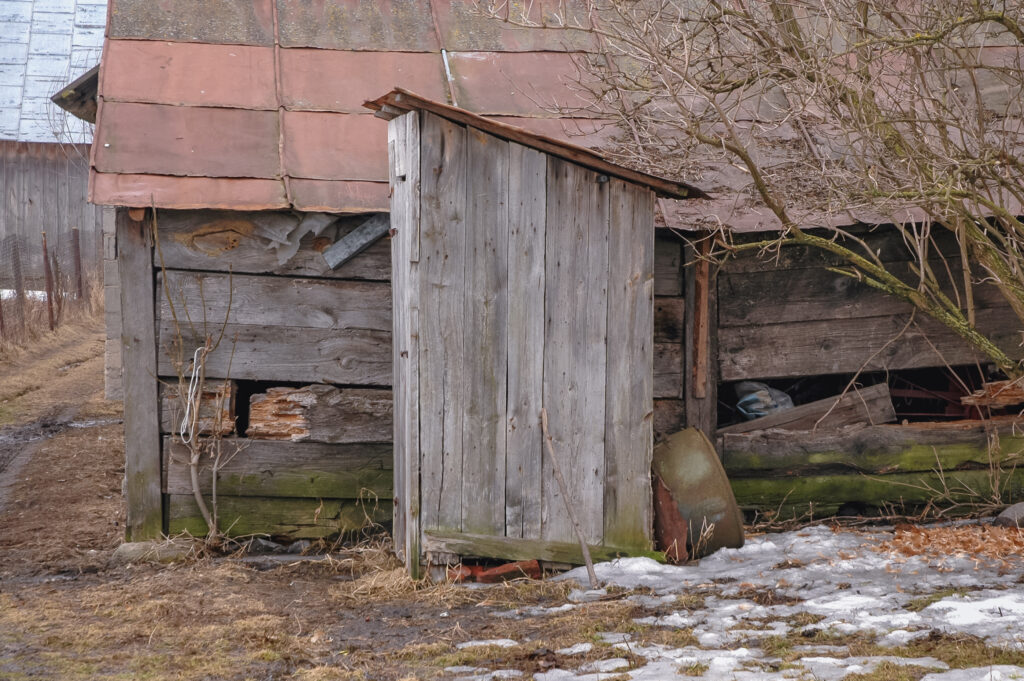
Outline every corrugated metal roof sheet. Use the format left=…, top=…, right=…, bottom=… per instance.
left=89, top=0, right=704, bottom=215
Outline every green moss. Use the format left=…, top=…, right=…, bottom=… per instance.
left=905, top=588, right=971, bottom=612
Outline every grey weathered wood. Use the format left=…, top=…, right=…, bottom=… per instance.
left=684, top=240, right=718, bottom=440
left=157, top=322, right=391, bottom=385
left=322, top=213, right=391, bottom=270
left=118, top=208, right=163, bottom=540
left=505, top=142, right=547, bottom=540
left=603, top=179, right=654, bottom=551
left=719, top=305, right=1018, bottom=381
left=719, top=382, right=896, bottom=434
left=654, top=342, right=683, bottom=399
left=719, top=260, right=1007, bottom=327
left=654, top=399, right=684, bottom=441
left=163, top=438, right=393, bottom=498
left=154, top=209, right=391, bottom=281
left=158, top=271, right=391, bottom=332
left=423, top=531, right=663, bottom=566
left=417, top=111, right=468, bottom=535
left=389, top=110, right=422, bottom=575
left=654, top=297, right=684, bottom=343
left=542, top=157, right=608, bottom=545
left=246, top=385, right=393, bottom=443
left=654, top=233, right=683, bottom=296
left=461, top=126, right=510, bottom=537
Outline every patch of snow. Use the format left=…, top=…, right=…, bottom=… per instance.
left=921, top=666, right=1024, bottom=681
left=554, top=642, right=593, bottom=655
left=568, top=588, right=608, bottom=603
left=582, top=657, right=630, bottom=673
left=456, top=639, right=518, bottom=650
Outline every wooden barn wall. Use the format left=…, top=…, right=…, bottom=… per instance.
left=0, top=140, right=102, bottom=289
left=716, top=229, right=1019, bottom=382
left=133, top=205, right=685, bottom=541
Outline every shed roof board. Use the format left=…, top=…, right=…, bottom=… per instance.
left=0, top=0, right=105, bottom=143
left=366, top=89, right=702, bottom=200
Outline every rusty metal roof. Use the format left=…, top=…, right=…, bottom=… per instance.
left=89, top=0, right=704, bottom=215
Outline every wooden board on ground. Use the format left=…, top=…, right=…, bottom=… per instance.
left=246, top=385, right=392, bottom=443
left=167, top=495, right=389, bottom=539
left=719, top=382, right=895, bottom=435
left=163, top=438, right=392, bottom=498
left=423, top=531, right=663, bottom=566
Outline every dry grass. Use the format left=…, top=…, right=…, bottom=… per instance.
left=0, top=274, right=102, bottom=364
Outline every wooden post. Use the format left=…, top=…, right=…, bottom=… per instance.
left=684, top=234, right=719, bottom=444
left=71, top=226, right=83, bottom=300
left=11, top=237, right=25, bottom=331
left=0, top=291, right=6, bottom=340
left=117, top=207, right=163, bottom=540
left=41, top=231, right=55, bottom=331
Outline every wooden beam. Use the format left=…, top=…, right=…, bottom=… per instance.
left=423, top=531, right=665, bottom=566
left=163, top=438, right=392, bottom=498
left=683, top=237, right=718, bottom=441
left=322, top=213, right=391, bottom=270
left=719, top=382, right=895, bottom=435
left=118, top=207, right=162, bottom=540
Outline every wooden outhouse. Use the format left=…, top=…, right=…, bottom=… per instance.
left=368, top=90, right=695, bottom=575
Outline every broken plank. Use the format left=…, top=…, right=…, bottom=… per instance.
left=962, top=380, right=1024, bottom=407
left=154, top=209, right=391, bottom=280
left=423, top=531, right=664, bottom=566
left=167, top=495, right=390, bottom=540
left=246, top=385, right=392, bottom=443
left=322, top=213, right=391, bottom=269
left=160, top=381, right=236, bottom=436
left=719, top=382, right=895, bottom=435
left=163, top=437, right=392, bottom=498
left=722, top=419, right=1024, bottom=477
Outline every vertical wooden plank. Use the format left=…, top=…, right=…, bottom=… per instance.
left=604, top=181, right=654, bottom=550
left=542, top=158, right=608, bottom=545
left=461, top=127, right=509, bottom=537
left=117, top=207, right=162, bottom=540
left=505, top=142, right=546, bottom=539
left=388, top=110, right=422, bottom=576
left=418, top=112, right=467, bottom=535
left=684, top=235, right=719, bottom=442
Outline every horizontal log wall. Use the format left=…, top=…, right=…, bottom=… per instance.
left=152, top=209, right=687, bottom=539
left=718, top=228, right=1019, bottom=381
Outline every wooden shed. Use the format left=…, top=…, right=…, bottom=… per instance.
left=369, top=90, right=696, bottom=575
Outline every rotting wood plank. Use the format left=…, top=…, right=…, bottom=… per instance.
left=388, top=110, right=422, bottom=575
left=160, top=381, right=236, bottom=436
left=163, top=438, right=392, bottom=498
left=654, top=342, right=683, bottom=399
left=719, top=260, right=1007, bottom=327
left=156, top=321, right=392, bottom=385
left=423, top=531, right=664, bottom=566
left=730, top=467, right=1024, bottom=510
left=654, top=399, right=685, bottom=441
left=542, top=156, right=608, bottom=545
left=417, top=111, right=468, bottom=535
left=158, top=271, right=391, bottom=332
left=505, top=141, right=546, bottom=540
left=654, top=298, right=684, bottom=344
left=719, top=382, right=895, bottom=435
left=603, top=179, right=654, bottom=552
left=167, top=495, right=390, bottom=540
left=719, top=305, right=1019, bottom=381
left=246, top=385, right=392, bottom=443
left=461, top=126, right=510, bottom=537
left=322, top=213, right=391, bottom=270
left=154, top=210, right=392, bottom=281
left=962, top=380, right=1024, bottom=407
left=721, top=418, right=1024, bottom=476
left=118, top=208, right=163, bottom=540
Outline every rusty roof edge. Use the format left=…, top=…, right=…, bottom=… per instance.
left=364, top=88, right=708, bottom=200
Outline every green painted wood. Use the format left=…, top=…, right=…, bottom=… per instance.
left=167, top=495, right=390, bottom=540
left=424, top=531, right=666, bottom=566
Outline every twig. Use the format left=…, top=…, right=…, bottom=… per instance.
left=540, top=407, right=600, bottom=589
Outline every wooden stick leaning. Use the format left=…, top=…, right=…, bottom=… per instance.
left=540, top=407, right=601, bottom=589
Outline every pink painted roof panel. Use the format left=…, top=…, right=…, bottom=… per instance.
left=282, top=111, right=389, bottom=181
left=432, top=0, right=598, bottom=52
left=108, top=0, right=276, bottom=46
left=95, top=102, right=281, bottom=178
left=102, top=40, right=278, bottom=110
left=289, top=179, right=391, bottom=213
left=280, top=49, right=448, bottom=113
left=90, top=172, right=288, bottom=210
left=276, top=0, right=439, bottom=51
left=449, top=51, right=594, bottom=115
